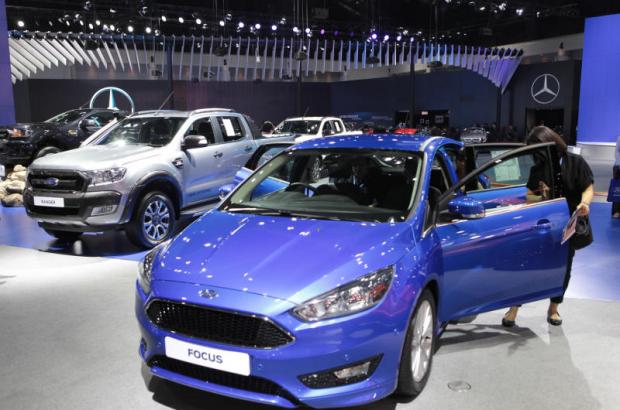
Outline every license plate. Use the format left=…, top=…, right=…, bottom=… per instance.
left=164, top=336, right=250, bottom=376
left=0, top=165, right=4, bottom=177
left=34, top=196, right=65, bottom=208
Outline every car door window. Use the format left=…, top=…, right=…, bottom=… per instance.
left=85, top=112, right=115, bottom=127
left=322, top=121, right=333, bottom=135
left=217, top=116, right=246, bottom=142
left=186, top=118, right=216, bottom=144
left=331, top=120, right=343, bottom=133
left=447, top=144, right=557, bottom=213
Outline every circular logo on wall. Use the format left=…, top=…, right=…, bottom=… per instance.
left=531, top=74, right=560, bottom=105
left=89, top=86, right=135, bottom=113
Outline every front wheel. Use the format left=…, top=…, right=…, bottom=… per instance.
left=126, top=191, right=176, bottom=249
left=395, top=289, right=437, bottom=397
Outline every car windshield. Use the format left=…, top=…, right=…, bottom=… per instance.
left=96, top=117, right=185, bottom=147
left=275, top=120, right=321, bottom=134
left=45, top=109, right=91, bottom=124
left=221, top=149, right=422, bottom=222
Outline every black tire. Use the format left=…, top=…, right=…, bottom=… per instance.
left=395, top=289, right=437, bottom=397
left=35, top=146, right=61, bottom=159
left=126, top=191, right=176, bottom=249
left=44, top=229, right=82, bottom=242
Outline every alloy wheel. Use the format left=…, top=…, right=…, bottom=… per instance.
left=143, top=198, right=170, bottom=241
left=411, top=300, right=434, bottom=383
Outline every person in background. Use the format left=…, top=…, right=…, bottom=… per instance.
left=613, top=135, right=620, bottom=218
left=261, top=121, right=275, bottom=137
left=502, top=126, right=594, bottom=327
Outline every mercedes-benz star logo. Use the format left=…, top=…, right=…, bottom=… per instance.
left=198, top=289, right=219, bottom=299
left=531, top=73, right=560, bottom=105
left=89, top=86, right=135, bottom=113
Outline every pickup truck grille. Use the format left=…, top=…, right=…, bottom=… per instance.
left=28, top=171, right=88, bottom=192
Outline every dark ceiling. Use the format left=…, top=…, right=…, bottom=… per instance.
left=6, top=1, right=620, bottom=46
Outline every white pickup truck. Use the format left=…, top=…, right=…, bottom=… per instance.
left=272, top=116, right=350, bottom=142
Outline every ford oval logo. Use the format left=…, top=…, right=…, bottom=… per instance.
left=43, top=177, right=59, bottom=187
left=198, top=289, right=219, bottom=299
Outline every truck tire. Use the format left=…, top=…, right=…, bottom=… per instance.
left=35, top=146, right=61, bottom=159
left=126, top=191, right=176, bottom=249
left=395, top=289, right=437, bottom=398
left=44, top=229, right=82, bottom=242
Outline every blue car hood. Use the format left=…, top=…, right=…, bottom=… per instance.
left=154, top=210, right=414, bottom=304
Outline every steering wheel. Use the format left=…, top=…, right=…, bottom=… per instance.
left=286, top=182, right=318, bottom=195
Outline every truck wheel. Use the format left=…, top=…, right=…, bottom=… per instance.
left=44, top=229, right=82, bottom=242
left=35, top=146, right=61, bottom=159
left=395, top=289, right=436, bottom=398
left=126, top=191, right=176, bottom=249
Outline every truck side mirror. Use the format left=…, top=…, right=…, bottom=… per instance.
left=80, top=119, right=98, bottom=129
left=182, top=134, right=208, bottom=150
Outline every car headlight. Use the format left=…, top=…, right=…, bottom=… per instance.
left=9, top=128, right=30, bottom=138
left=84, top=168, right=126, bottom=186
left=292, top=266, right=394, bottom=322
left=138, top=240, right=171, bottom=294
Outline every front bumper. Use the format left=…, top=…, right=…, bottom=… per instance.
left=135, top=280, right=405, bottom=408
left=0, top=139, right=35, bottom=165
left=24, top=188, right=126, bottom=231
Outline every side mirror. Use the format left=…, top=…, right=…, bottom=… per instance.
left=219, top=183, right=235, bottom=200
left=182, top=134, right=208, bottom=150
left=80, top=119, right=98, bottom=129
left=448, top=196, right=485, bottom=219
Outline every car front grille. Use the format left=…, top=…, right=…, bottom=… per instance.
left=28, top=171, right=87, bottom=192
left=146, top=300, right=293, bottom=349
left=148, top=356, right=298, bottom=403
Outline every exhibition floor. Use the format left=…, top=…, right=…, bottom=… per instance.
left=0, top=202, right=618, bottom=409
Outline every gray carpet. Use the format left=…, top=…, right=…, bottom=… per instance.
left=0, top=245, right=618, bottom=410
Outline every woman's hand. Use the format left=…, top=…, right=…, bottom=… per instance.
left=577, top=202, right=590, bottom=216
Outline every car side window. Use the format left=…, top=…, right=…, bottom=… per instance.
left=86, top=112, right=114, bottom=127
left=463, top=146, right=555, bottom=212
left=217, top=116, right=245, bottom=142
left=322, top=121, right=333, bottom=135
left=186, top=118, right=216, bottom=144
left=332, top=120, right=343, bottom=133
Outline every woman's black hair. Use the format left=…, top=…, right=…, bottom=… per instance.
left=526, top=126, right=567, bottom=153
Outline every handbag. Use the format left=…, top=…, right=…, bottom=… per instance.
left=571, top=215, right=593, bottom=250
left=608, top=178, right=620, bottom=202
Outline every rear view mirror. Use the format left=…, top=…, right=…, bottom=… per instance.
left=183, top=134, right=208, bottom=150
left=448, top=196, right=485, bottom=219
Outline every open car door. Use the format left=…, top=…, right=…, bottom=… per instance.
left=433, top=142, right=570, bottom=320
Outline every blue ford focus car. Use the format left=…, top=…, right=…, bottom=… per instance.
left=135, top=134, right=570, bottom=408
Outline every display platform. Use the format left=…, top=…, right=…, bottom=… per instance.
left=0, top=244, right=618, bottom=410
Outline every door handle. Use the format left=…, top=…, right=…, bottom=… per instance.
left=534, top=220, right=552, bottom=230
left=213, top=152, right=223, bottom=158
left=172, top=158, right=184, bottom=169
left=244, top=146, right=253, bottom=152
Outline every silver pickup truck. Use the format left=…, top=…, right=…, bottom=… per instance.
left=24, top=108, right=289, bottom=248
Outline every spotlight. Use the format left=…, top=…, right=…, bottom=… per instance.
left=110, top=24, right=115, bottom=30
left=65, top=20, right=70, bottom=26
left=103, top=24, right=109, bottom=30
left=479, top=6, right=486, bottom=11
left=305, top=27, right=310, bottom=34
left=371, top=33, right=377, bottom=40
left=161, top=15, right=167, bottom=22
left=219, top=20, right=225, bottom=26
left=196, top=18, right=202, bottom=25
left=48, top=20, right=53, bottom=26
left=516, top=8, right=524, bottom=16
left=17, top=20, right=25, bottom=28
left=83, top=1, right=92, bottom=11
left=383, top=34, right=389, bottom=41
left=238, top=21, right=244, bottom=28
left=320, top=28, right=325, bottom=35
left=127, top=25, right=134, bottom=33
left=498, top=2, right=507, bottom=11
left=95, top=20, right=100, bottom=26
left=225, top=13, right=232, bottom=21
left=254, top=23, right=261, bottom=29
left=79, top=20, right=84, bottom=26
left=280, top=17, right=286, bottom=24
left=178, top=17, right=184, bottom=23
left=110, top=8, right=116, bottom=14
left=155, top=29, right=160, bottom=35
left=403, top=29, right=409, bottom=35
left=396, top=34, right=402, bottom=41
left=139, top=6, right=148, bottom=17
left=271, top=24, right=277, bottom=31
left=145, top=27, right=152, bottom=34
left=293, top=26, right=299, bottom=33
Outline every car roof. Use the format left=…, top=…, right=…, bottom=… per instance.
left=283, top=116, right=339, bottom=121
left=291, top=134, right=462, bottom=153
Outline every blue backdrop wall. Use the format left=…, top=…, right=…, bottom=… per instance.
left=0, top=0, right=16, bottom=124
left=578, top=13, right=620, bottom=144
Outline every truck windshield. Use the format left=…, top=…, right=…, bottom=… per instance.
left=96, top=117, right=185, bottom=147
left=221, top=149, right=422, bottom=222
left=45, top=109, right=91, bottom=124
left=275, top=120, right=321, bottom=134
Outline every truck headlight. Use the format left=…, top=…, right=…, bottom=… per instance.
left=84, top=168, right=126, bottom=186
left=292, top=266, right=394, bottom=322
left=138, top=240, right=171, bottom=294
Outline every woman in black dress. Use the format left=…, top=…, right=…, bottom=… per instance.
left=502, top=126, right=594, bottom=327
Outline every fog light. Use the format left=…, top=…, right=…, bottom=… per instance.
left=298, top=355, right=382, bottom=389
left=91, top=205, right=117, bottom=216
